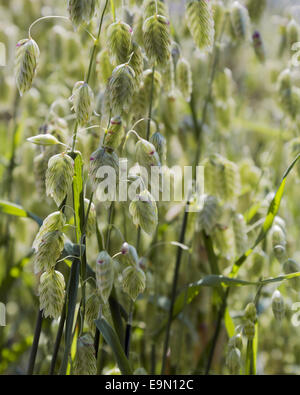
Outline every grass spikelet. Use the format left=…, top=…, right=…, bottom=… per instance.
left=85, top=291, right=102, bottom=331
left=67, top=0, right=96, bottom=28
left=150, top=131, right=167, bottom=163
left=89, top=147, right=119, bottom=189
left=129, top=189, right=158, bottom=235
left=104, top=116, right=125, bottom=151
left=135, top=138, right=161, bottom=174
left=107, top=63, right=135, bottom=115
left=34, top=231, right=65, bottom=273
left=176, top=57, right=192, bottom=102
left=122, top=265, right=146, bottom=301
left=272, top=290, right=285, bottom=321
left=70, top=81, right=94, bottom=126
left=74, top=333, right=97, bottom=375
left=96, top=251, right=114, bottom=303
left=15, top=38, right=40, bottom=96
left=185, top=0, right=215, bottom=52
left=39, top=269, right=65, bottom=319
left=46, top=153, right=74, bottom=206
left=32, top=211, right=66, bottom=251
left=230, top=1, right=250, bottom=42
left=226, top=347, right=241, bottom=374
left=107, top=21, right=133, bottom=64
left=143, top=14, right=171, bottom=67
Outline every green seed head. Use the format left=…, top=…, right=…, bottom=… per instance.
left=186, top=0, right=215, bottom=52
left=107, top=20, right=133, bottom=64
left=39, top=269, right=65, bottom=319
left=143, top=14, right=171, bottom=67
left=108, top=63, right=136, bottom=115
left=15, top=38, right=40, bottom=96
left=104, top=116, right=125, bottom=151
left=74, top=333, right=97, bottom=375
left=45, top=153, right=74, bottom=207
left=176, top=57, right=193, bottom=102
left=122, top=265, right=146, bottom=301
left=226, top=347, right=241, bottom=375
left=272, top=290, right=285, bottom=321
left=230, top=1, right=250, bottom=42
left=70, top=81, right=94, bottom=126
left=96, top=251, right=114, bottom=303
left=129, top=189, right=158, bottom=235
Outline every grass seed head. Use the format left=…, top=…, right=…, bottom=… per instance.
left=129, top=189, right=158, bottom=235
left=45, top=153, right=74, bottom=207
left=96, top=251, right=114, bottom=303
left=39, top=269, right=65, bottom=319
left=143, top=14, right=171, bottom=67
left=122, top=265, right=146, bottom=301
left=107, top=20, right=133, bottom=64
left=186, top=0, right=215, bottom=52
left=70, top=81, right=94, bottom=126
left=74, top=333, right=97, bottom=375
left=15, top=38, right=40, bottom=96
left=272, top=290, right=285, bottom=321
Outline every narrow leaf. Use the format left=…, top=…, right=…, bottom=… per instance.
left=95, top=317, right=132, bottom=375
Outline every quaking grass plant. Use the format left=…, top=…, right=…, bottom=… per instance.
left=2, top=0, right=300, bottom=376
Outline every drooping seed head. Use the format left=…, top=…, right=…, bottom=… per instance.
left=272, top=290, right=285, bottom=321
left=176, top=57, right=192, bottom=102
left=34, top=230, right=65, bottom=274
left=27, top=134, right=61, bottom=146
left=95, top=251, right=114, bottom=303
left=186, top=0, right=215, bottom=52
left=67, top=0, right=96, bottom=28
left=89, top=147, right=119, bottom=189
left=107, top=20, right=133, bottom=64
left=46, top=153, right=74, bottom=207
left=85, top=292, right=102, bottom=331
left=39, top=269, right=65, bottom=319
left=150, top=131, right=167, bottom=163
left=230, top=1, right=250, bottom=42
left=33, top=211, right=66, bottom=251
left=70, top=81, right=94, bottom=126
left=107, top=63, right=136, bottom=115
left=226, top=347, right=241, bottom=375
left=143, top=14, right=171, bottom=67
left=129, top=41, right=144, bottom=87
left=129, top=189, right=158, bottom=235
left=122, top=265, right=146, bottom=301
left=103, top=116, right=125, bottom=151
left=136, top=138, right=161, bottom=170
left=15, top=38, right=40, bottom=96
left=74, top=333, right=97, bottom=375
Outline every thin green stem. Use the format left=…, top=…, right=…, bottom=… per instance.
left=49, top=302, right=66, bottom=375
left=161, top=202, right=190, bottom=374
left=27, top=309, right=43, bottom=375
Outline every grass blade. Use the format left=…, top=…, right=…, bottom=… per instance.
left=95, top=317, right=132, bottom=375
